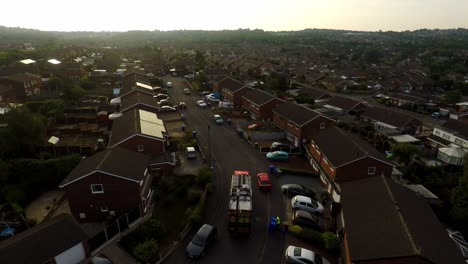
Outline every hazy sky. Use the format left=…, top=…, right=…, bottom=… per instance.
left=2, top=0, right=467, bottom=32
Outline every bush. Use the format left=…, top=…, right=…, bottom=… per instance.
left=133, top=239, right=160, bottom=263
left=196, top=168, right=214, bottom=187
left=298, top=227, right=324, bottom=245
left=322, top=232, right=339, bottom=250
left=279, top=167, right=318, bottom=177
left=187, top=189, right=203, bottom=205
left=189, top=189, right=208, bottom=225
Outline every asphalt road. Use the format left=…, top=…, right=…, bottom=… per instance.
left=162, top=77, right=287, bottom=264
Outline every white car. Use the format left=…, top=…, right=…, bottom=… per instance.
left=285, top=246, right=330, bottom=264
left=160, top=106, right=177, bottom=112
left=291, top=195, right=324, bottom=214
left=197, top=100, right=207, bottom=108
left=206, top=95, right=220, bottom=102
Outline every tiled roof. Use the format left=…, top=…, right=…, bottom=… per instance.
left=121, top=91, right=158, bottom=111
left=242, top=89, right=279, bottom=106
left=273, top=101, right=322, bottom=126
left=311, top=126, right=390, bottom=167
left=59, top=147, right=149, bottom=187
left=361, top=107, right=420, bottom=128
left=442, top=119, right=468, bottom=139
left=5, top=72, right=40, bottom=82
left=0, top=214, right=89, bottom=264
left=217, top=77, right=246, bottom=92
left=389, top=93, right=424, bottom=103
left=325, top=96, right=364, bottom=112
left=342, top=176, right=465, bottom=264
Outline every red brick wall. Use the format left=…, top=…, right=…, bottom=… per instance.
left=302, top=116, right=336, bottom=140
left=117, top=135, right=165, bottom=155
left=232, top=87, right=252, bottom=107
left=336, top=157, right=393, bottom=182
left=64, top=172, right=144, bottom=222
left=258, top=99, right=283, bottom=121
left=272, top=112, right=287, bottom=129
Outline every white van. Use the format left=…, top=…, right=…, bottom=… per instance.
left=218, top=101, right=233, bottom=109
left=166, top=81, right=172, bottom=88
left=186, top=147, right=197, bottom=159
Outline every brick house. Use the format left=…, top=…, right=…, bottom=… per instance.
left=120, top=91, right=159, bottom=114
left=298, top=88, right=332, bottom=106
left=322, top=96, right=368, bottom=115
left=0, top=72, right=42, bottom=101
left=360, top=107, right=423, bottom=135
left=339, top=176, right=465, bottom=264
left=241, top=89, right=284, bottom=121
left=0, top=83, right=16, bottom=103
left=308, top=126, right=394, bottom=202
left=272, top=102, right=336, bottom=147
left=0, top=214, right=90, bottom=264
left=59, top=147, right=154, bottom=222
left=214, top=77, right=252, bottom=107
left=387, top=93, right=425, bottom=110
left=122, top=72, right=150, bottom=89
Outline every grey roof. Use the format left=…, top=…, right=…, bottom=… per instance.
left=59, top=147, right=149, bottom=187
left=442, top=119, right=468, bottom=140
left=242, top=89, right=279, bottom=106
left=311, top=126, right=391, bottom=167
left=341, top=176, right=465, bottom=264
left=217, top=77, right=246, bottom=92
left=0, top=214, right=89, bottom=264
left=361, top=107, right=420, bottom=128
left=121, top=91, right=158, bottom=111
left=325, top=96, right=364, bottom=112
left=273, top=101, right=323, bottom=126
left=4, top=72, right=40, bottom=82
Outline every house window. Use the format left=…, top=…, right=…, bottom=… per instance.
left=79, top=213, right=86, bottom=219
left=320, top=123, right=325, bottom=129
left=435, top=130, right=440, bottom=135
left=368, top=167, right=376, bottom=175
left=91, top=184, right=104, bottom=194
left=100, top=206, right=108, bottom=212
left=138, top=145, right=144, bottom=152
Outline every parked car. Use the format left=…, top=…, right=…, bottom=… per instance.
left=186, top=224, right=217, bottom=259
left=158, top=99, right=171, bottom=106
left=90, top=254, right=113, bottom=264
left=184, top=88, right=191, bottom=95
left=281, top=184, right=316, bottom=199
left=186, top=147, right=197, bottom=159
left=154, top=93, right=169, bottom=100
left=178, top=102, right=186, bottom=109
left=291, top=195, right=324, bottom=214
left=284, top=245, right=330, bottom=264
left=166, top=81, right=172, bottom=88
left=197, top=100, right=207, bottom=108
left=206, top=95, right=221, bottom=102
left=214, top=114, right=224, bottom=124
left=207, top=93, right=221, bottom=99
left=247, top=123, right=263, bottom=130
left=184, top=74, right=194, bottom=79
left=218, top=101, right=234, bottom=109
left=257, top=172, right=272, bottom=191
left=266, top=151, right=289, bottom=161
left=292, top=210, right=321, bottom=230
left=160, top=106, right=177, bottom=112
left=200, top=91, right=211, bottom=97
left=271, top=142, right=292, bottom=150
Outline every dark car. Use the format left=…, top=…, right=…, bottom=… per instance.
left=186, top=224, right=217, bottom=259
left=281, top=184, right=316, bottom=199
left=292, top=210, right=321, bottom=230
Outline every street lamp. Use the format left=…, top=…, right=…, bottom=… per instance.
left=208, top=125, right=211, bottom=169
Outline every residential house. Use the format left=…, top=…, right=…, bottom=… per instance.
left=339, top=176, right=465, bottom=264
left=298, top=88, right=332, bottom=107
left=42, top=62, right=83, bottom=84
left=272, top=102, right=336, bottom=147
left=0, top=72, right=42, bottom=101
left=241, top=89, right=284, bottom=121
left=319, top=76, right=345, bottom=91
left=59, top=147, right=153, bottom=222
left=0, top=83, right=16, bottom=102
left=387, top=93, right=425, bottom=110
left=120, top=91, right=159, bottom=114
left=360, top=107, right=423, bottom=135
left=308, top=126, right=394, bottom=202
left=0, top=213, right=90, bottom=264
left=119, top=80, right=155, bottom=97
left=427, top=119, right=468, bottom=166
left=215, top=77, right=252, bottom=107
left=322, top=96, right=368, bottom=115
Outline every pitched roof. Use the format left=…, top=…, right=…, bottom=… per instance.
left=242, top=89, right=279, bottom=106
left=324, top=96, right=364, bottom=112
left=0, top=214, right=89, bottom=264
left=273, top=101, right=324, bottom=126
left=217, top=77, right=246, bottom=92
left=341, top=176, right=465, bottom=264
left=5, top=72, right=40, bottom=82
left=442, top=119, right=468, bottom=139
left=389, top=93, right=424, bottom=103
left=311, top=126, right=391, bottom=167
left=361, top=107, right=420, bottom=128
left=59, top=147, right=149, bottom=187
left=109, top=109, right=166, bottom=147
left=298, top=88, right=331, bottom=100
left=120, top=91, right=158, bottom=111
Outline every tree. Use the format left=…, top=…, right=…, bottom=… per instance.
left=450, top=153, right=468, bottom=225
left=133, top=239, right=159, bottom=263
left=195, top=50, right=206, bottom=71
left=391, top=143, right=421, bottom=166
left=443, top=90, right=462, bottom=104
left=63, top=86, right=85, bottom=102
left=363, top=48, right=383, bottom=63
left=79, top=76, right=96, bottom=90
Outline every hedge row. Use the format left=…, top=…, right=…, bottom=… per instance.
left=278, top=167, right=318, bottom=177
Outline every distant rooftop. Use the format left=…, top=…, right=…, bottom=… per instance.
left=47, top=59, right=61, bottom=65
left=20, top=59, right=36, bottom=65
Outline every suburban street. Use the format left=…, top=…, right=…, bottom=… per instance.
left=162, top=77, right=287, bottom=264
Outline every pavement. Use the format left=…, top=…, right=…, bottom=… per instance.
left=25, top=190, right=65, bottom=224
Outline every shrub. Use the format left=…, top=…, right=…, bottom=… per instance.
left=298, top=227, right=324, bottom=245
left=322, top=232, right=339, bottom=250
left=288, top=225, right=302, bottom=234
left=187, top=189, right=203, bottom=205
left=133, top=239, right=160, bottom=263
left=279, top=167, right=318, bottom=177
left=196, top=168, right=214, bottom=187
left=206, top=182, right=214, bottom=194
left=189, top=189, right=208, bottom=225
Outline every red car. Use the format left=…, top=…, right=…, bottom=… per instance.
left=257, top=173, right=272, bottom=191
left=247, top=123, right=263, bottom=130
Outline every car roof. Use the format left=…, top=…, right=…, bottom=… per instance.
left=186, top=147, right=195, bottom=151
left=273, top=151, right=289, bottom=155
left=257, top=173, right=270, bottom=181
left=214, top=114, right=221, bottom=118
left=285, top=184, right=304, bottom=189
left=197, top=224, right=214, bottom=237
left=287, top=246, right=315, bottom=260
left=294, top=195, right=312, bottom=203
left=295, top=210, right=317, bottom=220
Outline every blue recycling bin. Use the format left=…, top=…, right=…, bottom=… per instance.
left=268, top=217, right=277, bottom=232
left=227, top=119, right=231, bottom=125
left=182, top=125, right=186, bottom=132
left=192, top=130, right=197, bottom=137
left=238, top=129, right=243, bottom=138
left=269, top=165, right=276, bottom=174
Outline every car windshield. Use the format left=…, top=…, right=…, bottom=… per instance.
left=192, top=234, right=206, bottom=246
left=314, top=254, right=323, bottom=264
left=261, top=180, right=270, bottom=185
left=311, top=200, right=319, bottom=208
